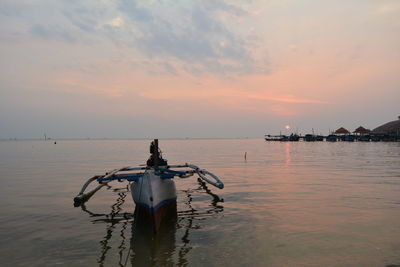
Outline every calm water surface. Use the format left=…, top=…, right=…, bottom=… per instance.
left=0, top=139, right=399, bottom=266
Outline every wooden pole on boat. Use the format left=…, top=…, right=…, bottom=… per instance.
left=154, top=139, right=159, bottom=168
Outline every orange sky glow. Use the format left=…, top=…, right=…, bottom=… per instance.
left=0, top=0, right=399, bottom=138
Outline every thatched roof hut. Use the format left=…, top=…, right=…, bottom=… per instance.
left=335, top=127, right=350, bottom=134
left=372, top=116, right=400, bottom=135
left=353, top=126, right=371, bottom=135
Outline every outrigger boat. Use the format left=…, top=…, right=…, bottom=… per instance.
left=74, top=139, right=224, bottom=230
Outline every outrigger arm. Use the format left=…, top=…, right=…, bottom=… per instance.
left=74, top=163, right=223, bottom=207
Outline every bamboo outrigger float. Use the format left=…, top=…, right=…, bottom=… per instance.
left=74, top=139, right=224, bottom=230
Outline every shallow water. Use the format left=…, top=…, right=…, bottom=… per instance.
left=0, top=139, right=399, bottom=266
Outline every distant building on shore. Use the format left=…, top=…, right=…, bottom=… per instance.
left=372, top=116, right=400, bottom=137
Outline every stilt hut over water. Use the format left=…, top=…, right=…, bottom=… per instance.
left=334, top=127, right=350, bottom=135
left=353, top=126, right=371, bottom=136
left=335, top=127, right=351, bottom=141
left=353, top=126, right=371, bottom=141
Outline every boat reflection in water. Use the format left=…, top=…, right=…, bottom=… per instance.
left=130, top=201, right=177, bottom=266
left=80, top=179, right=224, bottom=266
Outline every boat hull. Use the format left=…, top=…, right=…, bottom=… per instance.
left=131, top=170, right=177, bottom=230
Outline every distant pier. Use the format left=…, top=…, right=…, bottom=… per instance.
left=265, top=117, right=400, bottom=142
left=264, top=134, right=399, bottom=142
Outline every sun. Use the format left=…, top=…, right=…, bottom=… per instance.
left=285, top=125, right=291, bottom=130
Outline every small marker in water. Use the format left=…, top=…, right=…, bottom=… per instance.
left=244, top=152, right=247, bottom=160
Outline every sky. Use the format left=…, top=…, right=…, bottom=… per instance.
left=0, top=0, right=399, bottom=139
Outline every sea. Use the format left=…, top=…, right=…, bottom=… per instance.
left=0, top=139, right=399, bottom=267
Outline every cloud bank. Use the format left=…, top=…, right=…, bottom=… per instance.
left=1, top=0, right=266, bottom=76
